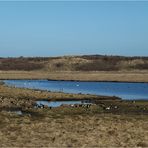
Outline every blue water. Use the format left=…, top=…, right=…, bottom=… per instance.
left=36, top=100, right=91, bottom=108
left=3, top=80, right=148, bottom=100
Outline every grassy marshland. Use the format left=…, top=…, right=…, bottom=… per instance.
left=0, top=83, right=148, bottom=147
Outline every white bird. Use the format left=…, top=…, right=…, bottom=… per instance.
left=106, top=107, right=111, bottom=110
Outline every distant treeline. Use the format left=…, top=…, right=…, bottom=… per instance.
left=0, top=55, right=148, bottom=71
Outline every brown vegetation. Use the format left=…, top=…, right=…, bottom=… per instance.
left=0, top=112, right=147, bottom=147
left=1, top=55, right=148, bottom=71
left=0, top=55, right=148, bottom=82
left=1, top=70, right=148, bottom=82
left=0, top=84, right=148, bottom=147
left=0, top=58, right=46, bottom=71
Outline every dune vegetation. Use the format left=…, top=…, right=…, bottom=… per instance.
left=0, top=55, right=148, bottom=71
left=0, top=55, right=148, bottom=82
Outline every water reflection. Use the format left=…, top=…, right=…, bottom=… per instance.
left=4, top=80, right=148, bottom=100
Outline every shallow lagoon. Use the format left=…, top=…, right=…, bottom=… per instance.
left=36, top=100, right=92, bottom=108
left=4, top=80, right=148, bottom=100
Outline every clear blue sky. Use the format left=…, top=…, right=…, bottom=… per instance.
left=0, top=1, right=148, bottom=57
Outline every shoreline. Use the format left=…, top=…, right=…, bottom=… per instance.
left=2, top=82, right=148, bottom=101
left=0, top=83, right=148, bottom=111
left=2, top=78, right=148, bottom=83
left=0, top=83, right=121, bottom=102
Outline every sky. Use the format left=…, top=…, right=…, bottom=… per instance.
left=0, top=1, right=148, bottom=57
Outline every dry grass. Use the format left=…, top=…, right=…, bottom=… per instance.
left=0, top=112, right=147, bottom=147
left=0, top=84, right=148, bottom=147
left=1, top=70, right=148, bottom=82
